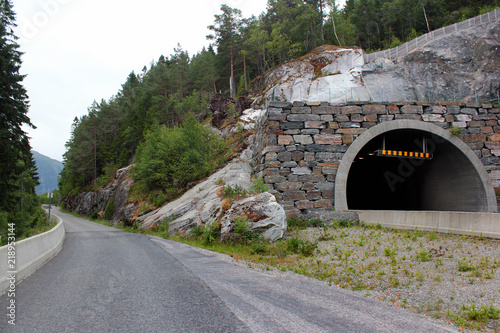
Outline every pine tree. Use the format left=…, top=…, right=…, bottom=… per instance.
left=207, top=4, right=243, bottom=97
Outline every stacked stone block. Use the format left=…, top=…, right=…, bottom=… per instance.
left=258, top=101, right=500, bottom=216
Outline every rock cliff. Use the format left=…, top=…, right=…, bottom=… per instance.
left=62, top=165, right=138, bottom=224
left=251, top=20, right=499, bottom=104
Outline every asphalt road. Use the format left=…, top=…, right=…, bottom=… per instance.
left=0, top=208, right=455, bottom=332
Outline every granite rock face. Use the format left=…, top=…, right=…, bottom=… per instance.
left=62, top=165, right=138, bottom=225
left=363, top=20, right=500, bottom=103
left=251, top=20, right=499, bottom=104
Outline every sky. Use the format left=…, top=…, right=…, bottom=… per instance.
left=13, top=0, right=345, bottom=163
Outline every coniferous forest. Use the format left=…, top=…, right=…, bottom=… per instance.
left=1, top=0, right=498, bottom=231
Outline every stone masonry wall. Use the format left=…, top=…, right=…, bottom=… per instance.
left=257, top=101, right=500, bottom=216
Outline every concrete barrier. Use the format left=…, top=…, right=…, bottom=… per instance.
left=0, top=212, right=65, bottom=293
left=355, top=210, right=500, bottom=239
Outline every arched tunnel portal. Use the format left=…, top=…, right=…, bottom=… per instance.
left=335, top=120, right=497, bottom=212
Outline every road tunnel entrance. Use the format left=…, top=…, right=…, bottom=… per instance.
left=335, top=120, right=496, bottom=212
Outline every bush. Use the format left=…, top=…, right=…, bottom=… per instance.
left=190, top=224, right=205, bottom=239
left=449, top=125, right=463, bottom=135
left=132, top=116, right=227, bottom=192
left=233, top=216, right=260, bottom=244
left=203, top=223, right=221, bottom=245
left=417, top=250, right=432, bottom=262
left=103, top=199, right=115, bottom=220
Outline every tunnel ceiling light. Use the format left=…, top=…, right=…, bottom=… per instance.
left=377, top=149, right=433, bottom=160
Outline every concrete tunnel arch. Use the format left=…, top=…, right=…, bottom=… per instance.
left=334, top=120, right=497, bottom=212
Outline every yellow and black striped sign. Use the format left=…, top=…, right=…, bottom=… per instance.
left=378, top=149, right=433, bottom=160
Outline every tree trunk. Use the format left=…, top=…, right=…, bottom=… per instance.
left=243, top=53, right=247, bottom=92
left=230, top=46, right=235, bottom=97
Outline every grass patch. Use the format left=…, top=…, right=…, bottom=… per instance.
left=446, top=303, right=500, bottom=331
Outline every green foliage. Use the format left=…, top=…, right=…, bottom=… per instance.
left=233, top=216, right=260, bottom=244
left=220, top=184, right=248, bottom=199
left=449, top=125, right=463, bottom=135
left=388, top=36, right=402, bottom=49
left=286, top=237, right=317, bottom=256
left=332, top=219, right=358, bottom=229
left=417, top=250, right=432, bottom=262
left=190, top=224, right=205, bottom=239
left=447, top=303, right=500, bottom=330
left=457, top=258, right=476, bottom=272
left=132, top=116, right=226, bottom=192
left=287, top=216, right=324, bottom=230
left=38, top=189, right=60, bottom=205
left=249, top=176, right=270, bottom=193
left=384, top=245, right=397, bottom=256
left=203, top=223, right=221, bottom=245
left=0, top=2, right=49, bottom=245
left=251, top=242, right=270, bottom=255
left=103, top=199, right=115, bottom=220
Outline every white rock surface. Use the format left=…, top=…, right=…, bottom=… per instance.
left=220, top=192, right=287, bottom=241
left=260, top=47, right=367, bottom=103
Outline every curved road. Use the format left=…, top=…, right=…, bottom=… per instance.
left=0, top=208, right=454, bottom=332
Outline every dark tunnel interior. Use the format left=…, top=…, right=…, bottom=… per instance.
left=346, top=129, right=488, bottom=212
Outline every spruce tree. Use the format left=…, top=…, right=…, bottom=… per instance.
left=0, top=0, right=36, bottom=214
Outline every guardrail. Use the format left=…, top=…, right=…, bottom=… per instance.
left=0, top=211, right=65, bottom=293
left=364, top=8, right=500, bottom=63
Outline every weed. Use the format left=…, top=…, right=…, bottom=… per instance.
left=447, top=303, right=500, bottom=330
left=288, top=216, right=324, bottom=230
left=384, top=246, right=397, bottom=256
left=251, top=242, right=270, bottom=255
left=332, top=219, right=357, bottom=228
left=457, top=258, right=476, bottom=272
left=417, top=250, right=432, bottom=262
left=221, top=184, right=247, bottom=199
left=249, top=176, right=270, bottom=193
left=449, top=125, right=463, bottom=135
left=286, top=237, right=317, bottom=256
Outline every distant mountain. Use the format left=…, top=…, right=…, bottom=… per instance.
left=32, top=151, right=63, bottom=195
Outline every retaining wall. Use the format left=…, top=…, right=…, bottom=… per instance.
left=357, top=210, right=500, bottom=239
left=0, top=213, right=65, bottom=293
left=257, top=101, right=500, bottom=215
